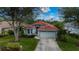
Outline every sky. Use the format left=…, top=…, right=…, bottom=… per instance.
left=36, top=7, right=61, bottom=21
left=0, top=7, right=62, bottom=21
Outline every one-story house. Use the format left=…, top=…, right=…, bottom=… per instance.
left=0, top=21, right=12, bottom=35
left=24, top=21, right=59, bottom=39
left=0, top=21, right=59, bottom=39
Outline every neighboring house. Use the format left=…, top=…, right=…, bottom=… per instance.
left=0, top=21, right=26, bottom=35
left=64, top=22, right=79, bottom=35
left=24, top=21, right=59, bottom=39
left=0, top=21, right=12, bottom=35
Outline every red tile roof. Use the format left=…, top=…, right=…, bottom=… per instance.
left=32, top=21, right=47, bottom=25
left=38, top=24, right=58, bottom=31
left=25, top=21, right=58, bottom=31
left=25, top=21, right=46, bottom=28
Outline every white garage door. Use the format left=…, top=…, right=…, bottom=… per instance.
left=38, top=31, right=57, bottom=39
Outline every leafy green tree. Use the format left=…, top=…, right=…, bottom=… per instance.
left=24, top=19, right=35, bottom=24
left=0, top=7, right=40, bottom=41
left=49, top=21, right=64, bottom=29
left=60, top=7, right=79, bottom=24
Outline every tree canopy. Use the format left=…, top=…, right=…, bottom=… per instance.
left=0, top=7, right=41, bottom=41
left=60, top=7, right=79, bottom=23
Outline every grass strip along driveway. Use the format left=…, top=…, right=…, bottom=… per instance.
left=0, top=35, right=39, bottom=51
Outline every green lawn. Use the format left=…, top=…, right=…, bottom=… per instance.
left=57, top=33, right=79, bottom=51
left=19, top=37, right=39, bottom=51
left=0, top=35, right=39, bottom=51
left=57, top=41, right=79, bottom=51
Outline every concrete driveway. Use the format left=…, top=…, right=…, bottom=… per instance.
left=35, top=39, right=61, bottom=51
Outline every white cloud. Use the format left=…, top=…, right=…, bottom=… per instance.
left=36, top=13, right=60, bottom=21
left=40, top=7, right=50, bottom=13
left=45, top=15, right=61, bottom=21
left=45, top=15, right=54, bottom=20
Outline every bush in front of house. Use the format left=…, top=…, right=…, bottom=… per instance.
left=69, top=34, right=79, bottom=39
left=57, top=29, right=67, bottom=42
left=27, top=35, right=35, bottom=38
left=8, top=30, right=14, bottom=35
left=21, top=35, right=35, bottom=38
left=57, top=30, right=78, bottom=44
left=19, top=26, right=24, bottom=36
left=0, top=35, right=4, bottom=37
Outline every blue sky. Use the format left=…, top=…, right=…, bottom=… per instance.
left=36, top=7, right=60, bottom=21
left=0, top=7, right=61, bottom=21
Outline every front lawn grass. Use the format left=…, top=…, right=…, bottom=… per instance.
left=0, top=35, right=15, bottom=42
left=57, top=33, right=79, bottom=51
left=19, top=37, right=39, bottom=51
left=57, top=40, right=79, bottom=51
left=0, top=35, right=39, bottom=51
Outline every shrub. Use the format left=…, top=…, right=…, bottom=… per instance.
left=69, top=34, right=79, bottom=38
left=57, top=29, right=67, bottom=42
left=8, top=30, right=14, bottom=35
left=19, top=27, right=24, bottom=36
left=0, top=35, right=4, bottom=37
left=27, top=35, right=35, bottom=38
left=76, top=41, right=79, bottom=47
left=20, top=35, right=35, bottom=39
left=58, top=29, right=66, bottom=35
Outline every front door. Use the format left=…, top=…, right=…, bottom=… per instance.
left=36, top=27, right=39, bottom=34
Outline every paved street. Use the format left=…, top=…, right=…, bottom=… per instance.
left=35, top=39, right=61, bottom=51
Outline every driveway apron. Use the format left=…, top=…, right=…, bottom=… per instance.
left=35, top=39, right=61, bottom=51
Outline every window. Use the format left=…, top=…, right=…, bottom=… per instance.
left=27, top=29, right=30, bottom=34
left=31, top=29, right=32, bottom=34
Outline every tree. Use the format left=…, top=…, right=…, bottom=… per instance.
left=60, top=7, right=79, bottom=23
left=24, top=19, right=35, bottom=24
left=49, top=21, right=64, bottom=29
left=0, top=7, right=40, bottom=41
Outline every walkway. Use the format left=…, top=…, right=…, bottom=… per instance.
left=35, top=39, right=61, bottom=51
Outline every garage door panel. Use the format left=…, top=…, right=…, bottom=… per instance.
left=38, top=31, right=57, bottom=39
